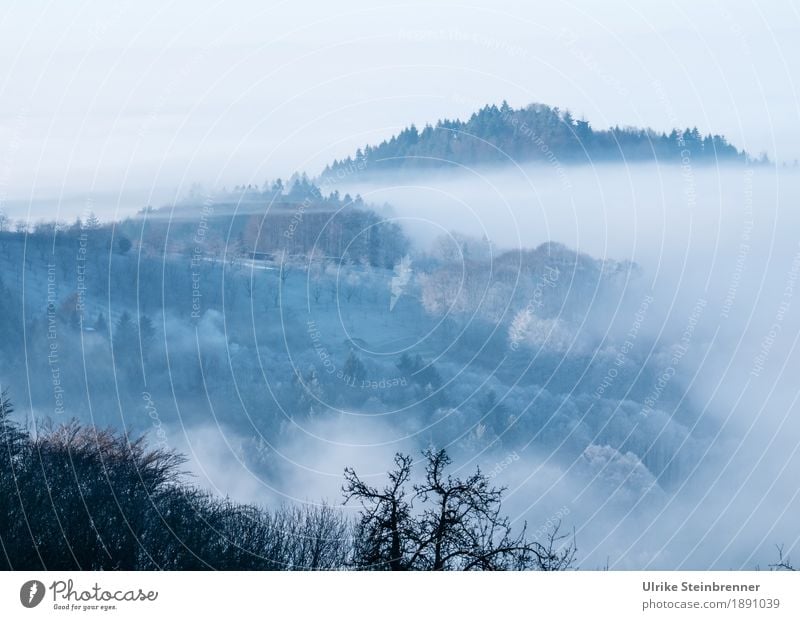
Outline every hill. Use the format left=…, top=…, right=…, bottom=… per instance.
left=323, top=101, right=749, bottom=177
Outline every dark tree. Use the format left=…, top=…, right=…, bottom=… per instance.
left=343, top=350, right=367, bottom=382
left=114, top=311, right=136, bottom=349
left=116, top=235, right=132, bottom=254
left=0, top=388, right=22, bottom=448
left=343, top=448, right=576, bottom=571
left=343, top=453, right=413, bottom=570
left=93, top=312, right=108, bottom=335
left=112, top=312, right=138, bottom=380
left=771, top=545, right=796, bottom=571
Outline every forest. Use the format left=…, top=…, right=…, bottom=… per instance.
left=0, top=175, right=771, bottom=569
left=323, top=101, right=750, bottom=177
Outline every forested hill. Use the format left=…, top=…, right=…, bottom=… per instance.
left=323, top=101, right=749, bottom=177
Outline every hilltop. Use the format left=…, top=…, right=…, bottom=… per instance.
left=323, top=101, right=749, bottom=178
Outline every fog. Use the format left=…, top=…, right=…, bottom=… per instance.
left=0, top=0, right=798, bottom=218
left=130, top=161, right=800, bottom=569
left=2, top=0, right=799, bottom=571
left=3, top=162, right=799, bottom=569
left=319, top=162, right=799, bottom=568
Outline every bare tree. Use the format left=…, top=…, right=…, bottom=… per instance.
left=343, top=453, right=414, bottom=570
left=343, top=448, right=576, bottom=571
left=771, top=545, right=796, bottom=571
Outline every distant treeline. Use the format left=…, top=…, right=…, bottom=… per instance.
left=0, top=177, right=409, bottom=268
left=133, top=178, right=408, bottom=267
left=324, top=101, right=751, bottom=176
left=173, top=174, right=369, bottom=210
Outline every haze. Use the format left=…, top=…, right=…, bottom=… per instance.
left=0, top=0, right=798, bottom=220
left=1, top=0, right=799, bottom=571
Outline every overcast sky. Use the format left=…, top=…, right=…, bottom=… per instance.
left=0, top=0, right=797, bottom=215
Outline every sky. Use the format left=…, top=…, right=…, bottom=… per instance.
left=0, top=0, right=798, bottom=218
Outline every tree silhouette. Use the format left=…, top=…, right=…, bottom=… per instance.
left=343, top=350, right=367, bottom=382
left=344, top=453, right=413, bottom=570
left=93, top=312, right=108, bottom=335
left=116, top=235, right=132, bottom=254
left=771, top=545, right=796, bottom=571
left=344, top=448, right=576, bottom=570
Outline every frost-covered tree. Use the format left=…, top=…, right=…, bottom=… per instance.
left=84, top=212, right=101, bottom=230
